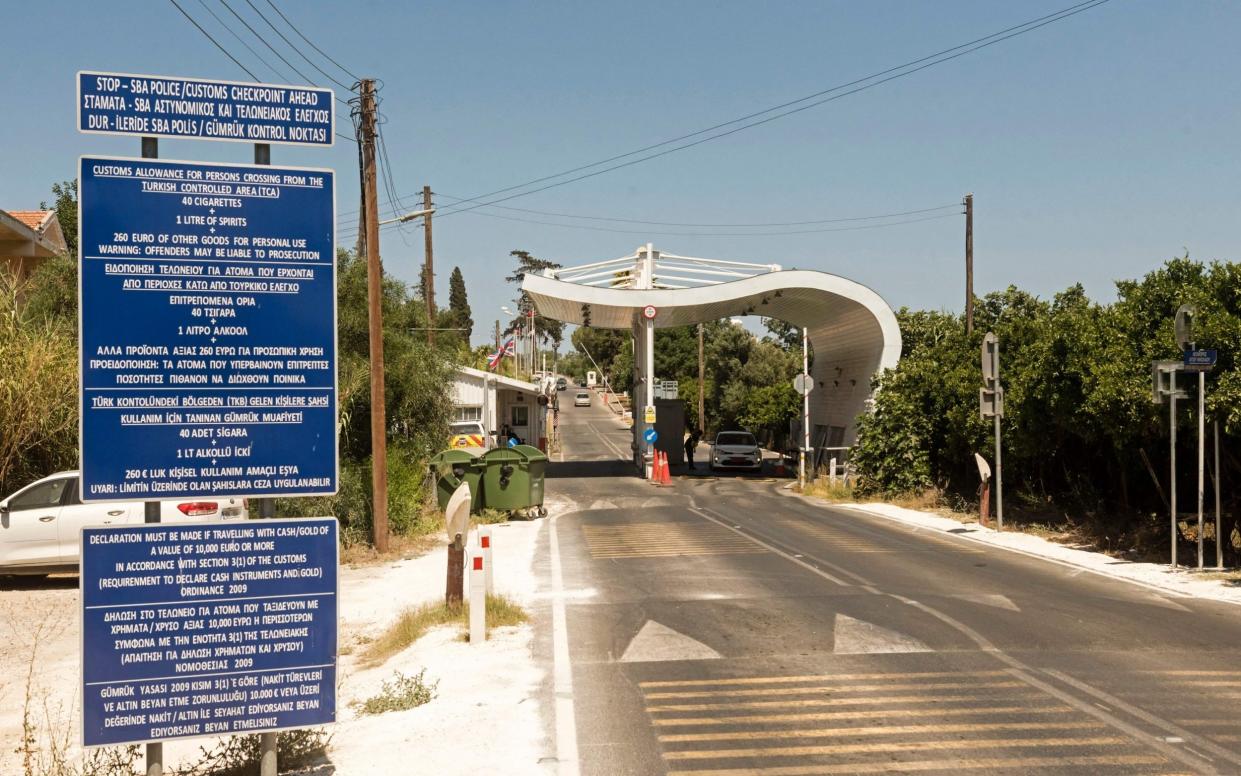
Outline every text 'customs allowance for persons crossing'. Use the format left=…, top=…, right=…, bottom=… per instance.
left=81, top=518, right=338, bottom=747
left=78, top=156, right=337, bottom=501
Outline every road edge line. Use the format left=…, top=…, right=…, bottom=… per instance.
left=549, top=510, right=580, bottom=775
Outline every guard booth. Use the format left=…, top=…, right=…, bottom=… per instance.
left=451, top=367, right=546, bottom=449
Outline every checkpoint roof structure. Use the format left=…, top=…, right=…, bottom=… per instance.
left=522, top=245, right=901, bottom=450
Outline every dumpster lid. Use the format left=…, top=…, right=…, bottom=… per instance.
left=431, top=448, right=479, bottom=464
left=512, top=444, right=548, bottom=462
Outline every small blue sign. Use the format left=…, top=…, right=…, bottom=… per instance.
left=79, top=156, right=337, bottom=501
left=643, top=428, right=658, bottom=444
left=81, top=518, right=338, bottom=747
left=78, top=71, right=335, bottom=146
left=507, top=437, right=518, bottom=448
left=1184, top=348, right=1218, bottom=371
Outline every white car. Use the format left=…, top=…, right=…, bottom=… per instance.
left=710, top=431, right=763, bottom=472
left=573, top=392, right=592, bottom=407
left=0, top=471, right=247, bottom=576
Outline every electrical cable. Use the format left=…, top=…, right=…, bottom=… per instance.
left=242, top=0, right=354, bottom=90
left=218, top=0, right=317, bottom=86
left=433, top=0, right=1111, bottom=220
left=168, top=0, right=260, bottom=80
left=265, top=0, right=363, bottom=83
left=194, top=0, right=286, bottom=82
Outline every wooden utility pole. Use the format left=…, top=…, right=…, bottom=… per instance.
left=965, top=193, right=974, bottom=336
left=423, top=185, right=435, bottom=345
left=360, top=79, right=389, bottom=553
left=697, top=323, right=705, bottom=432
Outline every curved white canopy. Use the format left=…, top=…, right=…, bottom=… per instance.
left=524, top=256, right=901, bottom=449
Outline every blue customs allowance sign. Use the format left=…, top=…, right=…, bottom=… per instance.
left=79, top=156, right=337, bottom=501
left=79, top=71, right=334, bottom=147
left=81, top=518, right=337, bottom=747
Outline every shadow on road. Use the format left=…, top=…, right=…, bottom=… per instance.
left=547, top=459, right=637, bottom=479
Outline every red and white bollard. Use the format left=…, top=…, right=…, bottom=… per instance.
left=469, top=554, right=486, bottom=644
left=479, top=526, right=494, bottom=596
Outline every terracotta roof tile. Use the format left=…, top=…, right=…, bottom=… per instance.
left=8, top=210, right=54, bottom=231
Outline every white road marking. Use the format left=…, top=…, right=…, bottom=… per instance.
left=549, top=513, right=580, bottom=775
left=620, top=620, right=723, bottom=663
left=833, top=614, right=932, bottom=655
left=951, top=593, right=1021, bottom=612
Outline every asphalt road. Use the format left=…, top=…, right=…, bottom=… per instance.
left=542, top=394, right=1241, bottom=776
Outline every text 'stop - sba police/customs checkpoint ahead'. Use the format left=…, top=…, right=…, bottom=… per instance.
left=78, top=157, right=337, bottom=501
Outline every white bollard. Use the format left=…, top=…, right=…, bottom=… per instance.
left=469, top=553, right=486, bottom=643
left=829, top=456, right=837, bottom=487
left=479, top=526, right=494, bottom=596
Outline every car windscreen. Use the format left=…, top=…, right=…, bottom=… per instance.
left=716, top=433, right=756, bottom=447
left=450, top=422, right=481, bottom=433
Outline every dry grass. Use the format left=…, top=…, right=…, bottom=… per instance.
left=359, top=594, right=529, bottom=667
left=339, top=532, right=440, bottom=567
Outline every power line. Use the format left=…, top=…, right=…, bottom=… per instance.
left=433, top=0, right=1112, bottom=220
left=194, top=0, right=286, bottom=81
left=242, top=0, right=354, bottom=90
left=168, top=0, right=259, bottom=80
left=264, top=0, right=362, bottom=83
left=218, top=0, right=318, bottom=85
left=429, top=192, right=962, bottom=228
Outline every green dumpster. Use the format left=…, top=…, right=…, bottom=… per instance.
left=480, top=445, right=548, bottom=515
left=429, top=449, right=483, bottom=513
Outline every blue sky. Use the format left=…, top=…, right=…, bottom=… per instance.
left=4, top=1, right=1240, bottom=346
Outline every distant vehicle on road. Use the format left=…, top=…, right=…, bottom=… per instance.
left=574, top=391, right=592, bottom=407
left=711, top=431, right=763, bottom=472
left=0, top=471, right=247, bottom=576
left=556, top=377, right=567, bottom=391
left=449, top=420, right=487, bottom=452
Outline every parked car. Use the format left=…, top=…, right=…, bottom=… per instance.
left=448, top=420, right=488, bottom=452
left=0, top=471, right=247, bottom=576
left=710, top=431, right=763, bottom=472
left=574, top=391, right=592, bottom=407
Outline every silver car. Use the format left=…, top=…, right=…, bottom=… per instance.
left=710, top=431, right=763, bottom=472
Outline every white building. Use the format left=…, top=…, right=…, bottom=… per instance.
left=451, top=367, right=549, bottom=450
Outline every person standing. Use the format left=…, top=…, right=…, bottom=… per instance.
left=684, top=429, right=701, bottom=470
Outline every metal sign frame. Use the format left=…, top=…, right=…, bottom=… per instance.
left=77, top=154, right=339, bottom=502
left=77, top=70, right=335, bottom=147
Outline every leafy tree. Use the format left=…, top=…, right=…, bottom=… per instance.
left=41, top=179, right=77, bottom=256
left=447, top=266, right=473, bottom=342
left=505, top=250, right=564, bottom=348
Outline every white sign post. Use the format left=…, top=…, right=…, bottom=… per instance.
left=796, top=329, right=812, bottom=488
left=979, top=333, right=1003, bottom=530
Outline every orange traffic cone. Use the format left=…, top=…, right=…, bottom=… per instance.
left=659, top=451, right=672, bottom=485
left=650, top=450, right=661, bottom=485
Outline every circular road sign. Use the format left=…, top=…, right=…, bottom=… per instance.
left=643, top=427, right=658, bottom=444
left=793, top=373, right=814, bottom=396
left=642, top=305, right=658, bottom=320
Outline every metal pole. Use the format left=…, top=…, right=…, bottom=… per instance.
left=1215, top=418, right=1223, bottom=569
left=800, top=327, right=809, bottom=488
left=140, top=134, right=163, bottom=776
left=1171, top=370, right=1178, bottom=568
left=260, top=732, right=277, bottom=776
left=697, top=323, right=705, bottom=433
left=423, top=186, right=435, bottom=345
left=1198, top=369, right=1205, bottom=569
left=994, top=412, right=1003, bottom=530
left=964, top=193, right=974, bottom=336
left=359, top=79, right=390, bottom=553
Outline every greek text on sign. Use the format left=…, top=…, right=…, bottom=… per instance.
left=78, top=71, right=334, bottom=146
left=78, top=156, right=338, bottom=501
left=81, top=518, right=338, bottom=747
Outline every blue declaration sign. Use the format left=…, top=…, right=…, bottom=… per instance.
left=81, top=518, right=338, bottom=747
left=79, top=156, right=337, bottom=501
left=78, top=71, right=334, bottom=146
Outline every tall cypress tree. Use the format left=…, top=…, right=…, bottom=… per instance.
left=448, top=266, right=473, bottom=341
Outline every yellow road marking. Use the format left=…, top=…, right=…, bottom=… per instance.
left=658, top=720, right=1106, bottom=742
left=589, top=549, right=762, bottom=558
left=640, top=671, right=1008, bottom=688
left=664, top=754, right=1166, bottom=775
left=582, top=523, right=765, bottom=558
left=645, top=681, right=1024, bottom=699
left=651, top=705, right=1074, bottom=726
left=1148, top=670, right=1241, bottom=676
left=662, top=736, right=1129, bottom=760
left=646, top=692, right=1040, bottom=713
